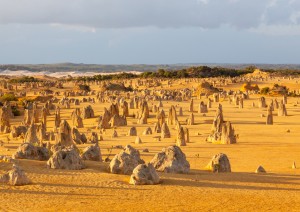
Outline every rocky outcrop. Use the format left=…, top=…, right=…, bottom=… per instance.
left=283, top=95, right=287, bottom=104
left=10, top=125, right=27, bottom=138
left=258, top=97, right=267, bottom=108
left=206, top=153, right=231, bottom=173
left=4, top=101, right=14, bottom=118
left=220, top=122, right=237, bottom=144
left=0, top=164, right=30, bottom=186
left=153, top=122, right=161, bottom=133
left=137, top=112, right=147, bottom=124
left=266, top=105, right=273, bottom=125
left=72, top=127, right=87, bottom=144
left=47, top=146, right=84, bottom=170
left=109, top=145, right=144, bottom=175
left=184, top=127, right=190, bottom=143
left=109, top=103, right=119, bottom=117
left=82, top=105, right=95, bottom=119
left=178, top=107, right=183, bottom=116
left=274, top=99, right=279, bottom=109
left=37, top=123, right=47, bottom=142
left=187, top=113, right=194, bottom=125
left=0, top=106, right=11, bottom=133
left=89, top=132, right=98, bottom=144
left=255, top=165, right=266, bottom=173
left=207, top=104, right=237, bottom=144
left=81, top=143, right=102, bottom=161
left=109, top=115, right=127, bottom=127
left=128, top=127, right=137, bottom=136
left=54, top=108, right=61, bottom=128
left=176, top=126, right=186, bottom=146
left=150, top=145, right=190, bottom=174
left=167, top=105, right=178, bottom=126
left=143, top=127, right=152, bottom=135
left=23, top=109, right=33, bottom=126
left=56, top=120, right=73, bottom=146
left=121, top=101, right=129, bottom=117
left=207, top=98, right=212, bottom=108
left=189, top=99, right=194, bottom=112
left=41, top=107, right=48, bottom=128
left=12, top=143, right=49, bottom=161
left=74, top=99, right=80, bottom=106
left=137, top=100, right=149, bottom=124
left=239, top=97, right=244, bottom=109
left=135, top=136, right=142, bottom=144
left=111, top=129, right=118, bottom=138
left=278, top=100, right=287, bottom=116
left=161, top=123, right=171, bottom=138
left=129, top=163, right=160, bottom=185
left=72, top=109, right=84, bottom=128
left=98, top=108, right=111, bottom=129
left=24, top=123, right=39, bottom=144
left=198, top=101, right=208, bottom=113
left=138, top=100, right=150, bottom=118
left=213, top=93, right=219, bottom=102
left=73, top=114, right=84, bottom=128
left=156, top=109, right=166, bottom=126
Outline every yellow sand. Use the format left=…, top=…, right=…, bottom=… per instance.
left=0, top=77, right=300, bottom=212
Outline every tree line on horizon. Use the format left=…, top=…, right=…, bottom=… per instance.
left=75, top=66, right=300, bottom=82
left=2, top=65, right=300, bottom=83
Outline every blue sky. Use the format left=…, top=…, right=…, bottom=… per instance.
left=0, top=0, right=300, bottom=64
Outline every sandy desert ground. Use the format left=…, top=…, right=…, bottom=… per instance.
left=0, top=75, right=300, bottom=212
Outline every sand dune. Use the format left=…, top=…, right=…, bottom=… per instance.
left=0, top=70, right=142, bottom=78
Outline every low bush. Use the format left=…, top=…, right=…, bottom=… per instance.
left=260, top=87, right=270, bottom=95
left=0, top=93, right=18, bottom=102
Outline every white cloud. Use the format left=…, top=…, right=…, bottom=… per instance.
left=0, top=0, right=299, bottom=33
left=290, top=11, right=300, bottom=24
left=249, top=24, right=300, bottom=36
left=196, top=0, right=210, bottom=5
left=50, top=23, right=96, bottom=33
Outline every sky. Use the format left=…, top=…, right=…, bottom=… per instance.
left=0, top=0, right=300, bottom=64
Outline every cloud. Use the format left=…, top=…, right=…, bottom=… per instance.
left=0, top=0, right=299, bottom=31
left=249, top=24, right=300, bottom=36
left=50, top=23, right=96, bottom=33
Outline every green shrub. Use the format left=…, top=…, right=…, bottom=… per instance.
left=0, top=94, right=18, bottom=102
left=77, top=84, right=91, bottom=92
left=260, top=87, right=270, bottom=95
left=9, top=76, right=38, bottom=83
left=11, top=106, right=21, bottom=116
left=19, top=98, right=34, bottom=107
